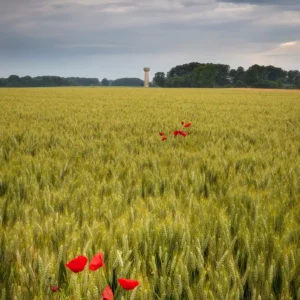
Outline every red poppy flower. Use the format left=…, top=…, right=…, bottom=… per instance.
left=102, top=286, right=114, bottom=300
left=118, top=278, right=139, bottom=290
left=181, top=121, right=184, bottom=125
left=174, top=130, right=179, bottom=137
left=162, top=136, right=167, bottom=141
left=159, top=132, right=164, bottom=136
left=50, top=285, right=59, bottom=292
left=66, top=256, right=88, bottom=273
left=178, top=131, right=187, bottom=137
left=187, top=132, right=191, bottom=135
left=89, top=253, right=105, bottom=271
left=184, top=122, right=191, bottom=128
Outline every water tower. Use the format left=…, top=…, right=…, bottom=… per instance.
left=143, top=67, right=150, bottom=88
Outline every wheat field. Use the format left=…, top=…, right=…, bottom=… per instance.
left=0, top=87, right=299, bottom=299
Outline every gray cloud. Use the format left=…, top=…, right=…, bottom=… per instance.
left=216, top=0, right=300, bottom=13
left=218, top=0, right=300, bottom=5
left=0, top=0, right=299, bottom=78
left=218, top=0, right=300, bottom=7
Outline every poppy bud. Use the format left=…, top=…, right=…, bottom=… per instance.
left=50, top=285, right=59, bottom=292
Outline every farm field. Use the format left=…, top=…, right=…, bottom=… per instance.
left=0, top=87, right=300, bottom=299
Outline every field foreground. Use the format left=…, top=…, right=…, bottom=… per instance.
left=0, top=88, right=300, bottom=299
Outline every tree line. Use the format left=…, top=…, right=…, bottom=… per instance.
left=0, top=75, right=144, bottom=87
left=153, top=63, right=300, bottom=89
left=105, top=78, right=143, bottom=87
left=2, top=64, right=299, bottom=89
left=0, top=75, right=101, bottom=87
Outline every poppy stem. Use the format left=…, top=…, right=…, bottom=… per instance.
left=114, top=286, right=122, bottom=298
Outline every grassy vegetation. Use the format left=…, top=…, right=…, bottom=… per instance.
left=0, top=87, right=299, bottom=299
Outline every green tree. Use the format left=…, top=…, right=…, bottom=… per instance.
left=168, top=62, right=202, bottom=78
left=101, top=78, right=110, bottom=86
left=245, top=65, right=260, bottom=86
left=234, top=80, right=245, bottom=88
left=287, top=70, right=300, bottom=85
left=236, top=67, right=246, bottom=83
left=111, top=78, right=144, bottom=87
left=215, top=64, right=230, bottom=86
left=7, top=75, right=21, bottom=87
left=229, top=67, right=246, bottom=86
left=229, top=69, right=238, bottom=84
left=22, top=76, right=33, bottom=86
left=295, top=76, right=300, bottom=88
left=192, top=64, right=217, bottom=87
left=153, top=72, right=166, bottom=87
left=277, top=78, right=286, bottom=88
left=265, top=65, right=286, bottom=82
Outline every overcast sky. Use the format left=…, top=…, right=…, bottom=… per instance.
left=0, top=0, right=299, bottom=80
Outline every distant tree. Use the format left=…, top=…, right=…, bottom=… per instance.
left=168, top=62, right=203, bottom=78
left=7, top=75, right=21, bottom=87
left=153, top=72, right=166, bottom=87
left=22, top=76, right=33, bottom=86
left=265, top=65, right=287, bottom=82
left=165, top=77, right=174, bottom=87
left=276, top=78, right=286, bottom=88
left=295, top=75, right=300, bottom=88
left=214, top=64, right=230, bottom=86
left=236, top=67, right=246, bottom=83
left=245, top=65, right=260, bottom=86
left=101, top=78, right=110, bottom=86
left=287, top=70, right=300, bottom=85
left=192, top=64, right=217, bottom=87
left=68, top=77, right=100, bottom=86
left=111, top=78, right=144, bottom=87
left=243, top=65, right=288, bottom=87
left=0, top=76, right=100, bottom=87
left=229, top=69, right=238, bottom=84
left=252, top=80, right=279, bottom=89
left=8, top=75, right=20, bottom=81
left=234, top=80, right=245, bottom=88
